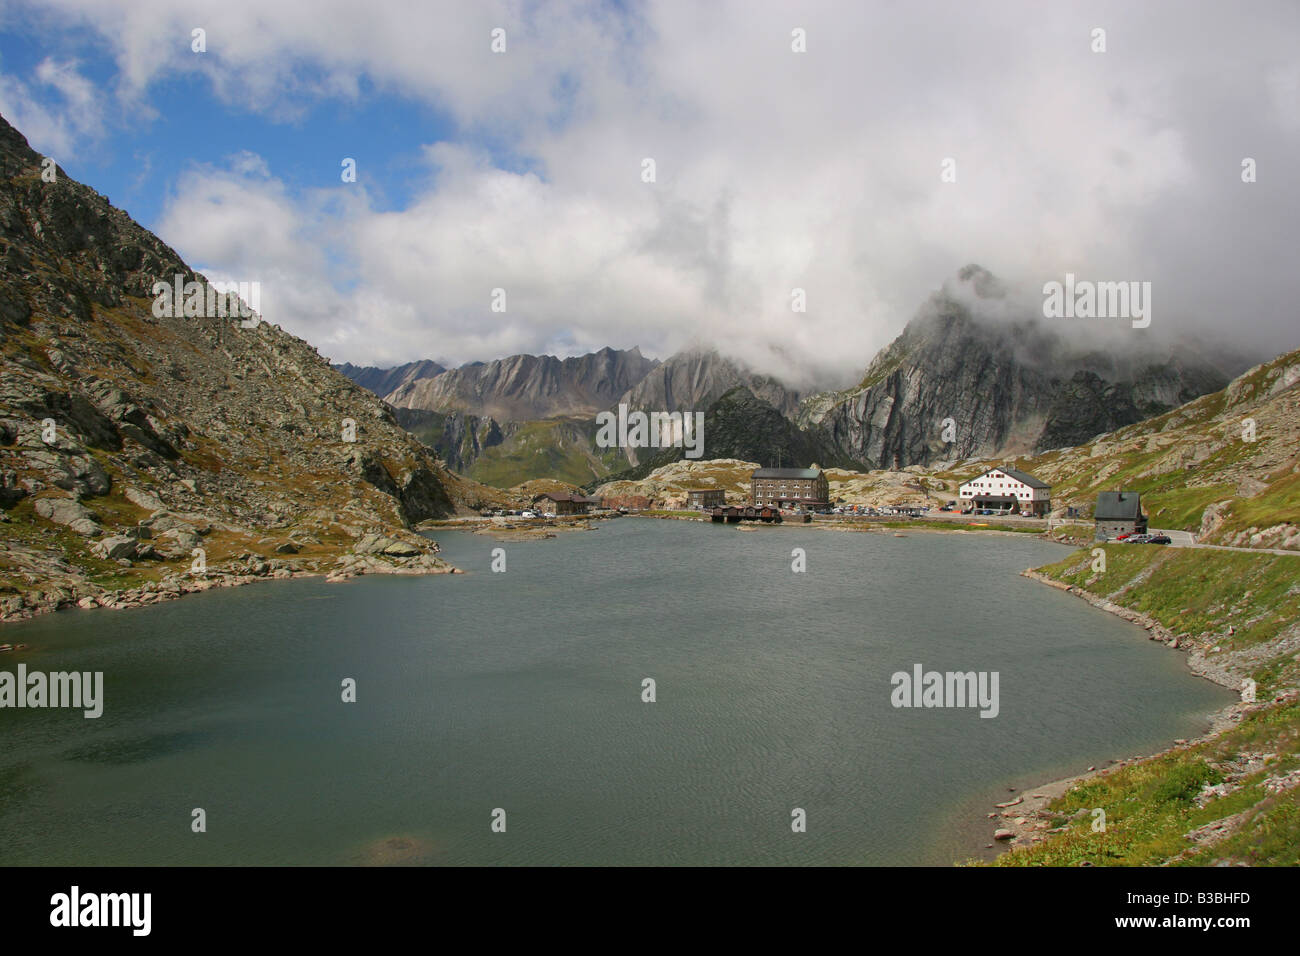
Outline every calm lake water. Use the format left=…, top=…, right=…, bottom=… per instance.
left=0, top=519, right=1232, bottom=865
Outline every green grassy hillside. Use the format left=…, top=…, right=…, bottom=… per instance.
left=982, top=543, right=1300, bottom=866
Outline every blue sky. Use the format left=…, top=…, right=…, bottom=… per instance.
left=0, top=19, right=472, bottom=225
left=0, top=1, right=1296, bottom=378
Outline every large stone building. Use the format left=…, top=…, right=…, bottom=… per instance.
left=1094, top=491, right=1147, bottom=540
left=958, top=466, right=1051, bottom=515
left=751, top=466, right=829, bottom=510
left=533, top=492, right=599, bottom=516
left=685, top=488, right=726, bottom=510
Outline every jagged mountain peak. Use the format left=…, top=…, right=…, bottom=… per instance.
left=379, top=346, right=659, bottom=421
left=616, top=346, right=801, bottom=418
left=799, top=268, right=1245, bottom=468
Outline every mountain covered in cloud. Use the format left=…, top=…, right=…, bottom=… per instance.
left=590, top=385, right=855, bottom=489
left=797, top=265, right=1247, bottom=469
left=338, top=264, right=1249, bottom=484
left=614, top=347, right=803, bottom=419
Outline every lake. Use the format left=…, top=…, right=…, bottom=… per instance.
left=0, top=519, right=1233, bottom=865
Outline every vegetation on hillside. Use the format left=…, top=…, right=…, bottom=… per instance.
left=982, top=543, right=1300, bottom=866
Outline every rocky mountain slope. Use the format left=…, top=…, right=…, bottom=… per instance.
left=592, top=385, right=855, bottom=488
left=383, top=346, right=658, bottom=421
left=616, top=347, right=801, bottom=418
left=968, top=345, right=1300, bottom=549
left=346, top=347, right=659, bottom=486
left=798, top=265, right=1239, bottom=469
left=0, top=111, right=503, bottom=623
left=396, top=407, right=622, bottom=487
left=593, top=457, right=761, bottom=509
left=333, top=359, right=445, bottom=398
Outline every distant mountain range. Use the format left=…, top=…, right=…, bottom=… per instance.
left=333, top=359, right=446, bottom=399
left=382, top=346, right=658, bottom=421
left=591, top=385, right=853, bottom=489
left=337, top=346, right=810, bottom=483
left=616, top=348, right=802, bottom=419
left=339, top=265, right=1249, bottom=488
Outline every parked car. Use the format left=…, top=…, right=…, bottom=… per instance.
left=521, top=510, right=538, bottom=519
left=1147, top=534, right=1171, bottom=544
left=1123, top=534, right=1150, bottom=543
left=543, top=512, right=556, bottom=519
left=1114, top=532, right=1133, bottom=540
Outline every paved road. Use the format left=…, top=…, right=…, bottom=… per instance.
left=1148, top=529, right=1299, bottom=557
left=1149, top=529, right=1197, bottom=547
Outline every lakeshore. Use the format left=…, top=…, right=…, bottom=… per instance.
left=970, top=569, right=1246, bottom=861
left=0, top=510, right=1054, bottom=629
left=4, top=513, right=1280, bottom=865
left=971, top=546, right=1300, bottom=865
left=0, top=519, right=1227, bottom=866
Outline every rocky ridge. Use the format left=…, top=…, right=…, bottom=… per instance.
left=798, top=264, right=1238, bottom=469
left=0, top=111, right=505, bottom=624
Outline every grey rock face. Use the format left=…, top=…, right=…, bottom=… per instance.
left=799, top=266, right=1235, bottom=468
left=616, top=348, right=801, bottom=418
left=93, top=535, right=138, bottom=560
left=384, top=346, right=660, bottom=421
left=0, top=109, right=496, bottom=615
left=34, top=495, right=99, bottom=535
left=335, top=359, right=446, bottom=398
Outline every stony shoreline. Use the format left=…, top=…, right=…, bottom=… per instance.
left=972, top=569, right=1251, bottom=861
left=0, top=546, right=461, bottom=628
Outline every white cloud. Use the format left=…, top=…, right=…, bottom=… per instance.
left=0, top=56, right=104, bottom=158
left=8, top=0, right=1300, bottom=379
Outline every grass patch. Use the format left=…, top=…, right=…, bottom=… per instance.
left=985, top=699, right=1300, bottom=866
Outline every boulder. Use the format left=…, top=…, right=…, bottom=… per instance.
left=124, top=485, right=165, bottom=511
left=34, top=496, right=99, bottom=535
left=160, top=528, right=201, bottom=551
left=353, top=532, right=423, bottom=557
left=93, top=536, right=137, bottom=560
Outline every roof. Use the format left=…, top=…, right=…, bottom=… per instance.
left=534, top=492, right=599, bottom=503
left=752, top=467, right=823, bottom=479
left=965, top=466, right=1050, bottom=489
left=684, top=487, right=724, bottom=493
left=999, top=467, right=1050, bottom=490
left=1095, top=491, right=1143, bottom=520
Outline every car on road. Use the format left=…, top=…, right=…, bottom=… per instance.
left=1147, top=534, right=1171, bottom=544
left=1114, top=532, right=1133, bottom=540
left=521, top=510, right=538, bottom=519
left=1123, top=534, right=1151, bottom=543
